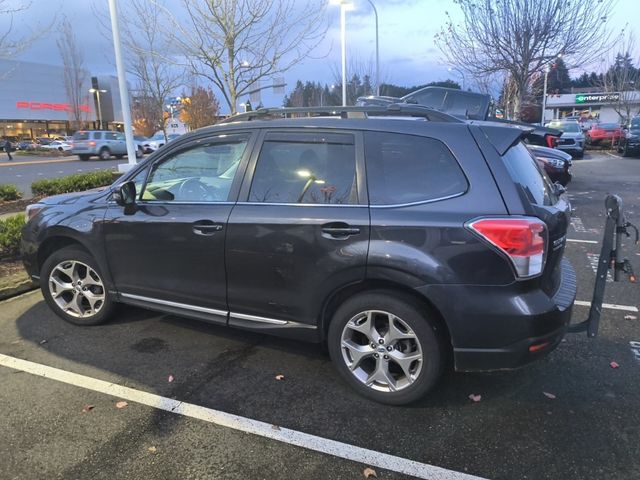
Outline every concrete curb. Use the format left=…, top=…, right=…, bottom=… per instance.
left=0, top=158, right=76, bottom=168
left=0, top=279, right=38, bottom=302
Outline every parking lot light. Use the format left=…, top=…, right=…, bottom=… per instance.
left=330, top=0, right=354, bottom=106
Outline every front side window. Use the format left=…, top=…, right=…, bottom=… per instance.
left=364, top=131, right=468, bottom=205
left=249, top=132, right=357, bottom=205
left=141, top=134, right=249, bottom=202
left=105, top=132, right=118, bottom=140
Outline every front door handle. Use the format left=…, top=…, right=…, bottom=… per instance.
left=193, top=221, right=223, bottom=236
left=321, top=222, right=361, bottom=239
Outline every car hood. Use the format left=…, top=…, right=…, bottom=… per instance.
left=38, top=187, right=110, bottom=206
left=560, top=132, right=584, bottom=139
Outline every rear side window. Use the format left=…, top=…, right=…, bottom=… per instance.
left=501, top=142, right=558, bottom=206
left=105, top=132, right=118, bottom=140
left=93, top=132, right=103, bottom=140
left=249, top=132, right=357, bottom=205
left=73, top=132, right=89, bottom=141
left=364, top=132, right=467, bottom=205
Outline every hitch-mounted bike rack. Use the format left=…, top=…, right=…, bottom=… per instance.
left=568, top=194, right=638, bottom=337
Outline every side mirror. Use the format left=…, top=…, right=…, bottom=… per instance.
left=113, top=181, right=137, bottom=207
left=553, top=181, right=566, bottom=196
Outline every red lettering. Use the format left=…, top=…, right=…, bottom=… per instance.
left=15, top=100, right=92, bottom=112
left=16, top=101, right=29, bottom=109
left=79, top=105, right=91, bottom=113
left=30, top=102, right=42, bottom=110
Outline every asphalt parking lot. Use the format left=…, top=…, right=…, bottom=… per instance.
left=1, top=151, right=639, bottom=480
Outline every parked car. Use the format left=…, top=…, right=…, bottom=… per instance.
left=586, top=123, right=623, bottom=145
left=36, top=137, right=54, bottom=146
left=146, top=132, right=182, bottom=152
left=42, top=141, right=73, bottom=152
left=527, top=144, right=572, bottom=186
left=357, top=86, right=562, bottom=148
left=134, top=135, right=153, bottom=154
left=617, top=116, right=640, bottom=157
left=17, top=138, right=37, bottom=150
left=544, top=120, right=585, bottom=157
left=71, top=130, right=144, bottom=161
left=22, top=105, right=576, bottom=405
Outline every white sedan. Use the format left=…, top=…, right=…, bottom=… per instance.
left=42, top=141, right=73, bottom=152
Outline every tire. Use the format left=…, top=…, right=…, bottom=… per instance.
left=328, top=291, right=445, bottom=405
left=58, top=147, right=63, bottom=152
left=622, top=142, right=630, bottom=157
left=78, top=155, right=90, bottom=161
left=136, top=146, right=143, bottom=159
left=99, top=148, right=111, bottom=161
left=40, top=246, right=114, bottom=326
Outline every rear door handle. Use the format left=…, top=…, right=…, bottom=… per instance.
left=321, top=222, right=361, bottom=239
left=193, top=221, right=223, bottom=236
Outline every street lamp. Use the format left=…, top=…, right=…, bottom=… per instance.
left=447, top=67, right=466, bottom=90
left=365, top=0, right=380, bottom=96
left=330, top=0, right=354, bottom=106
left=89, top=88, right=107, bottom=129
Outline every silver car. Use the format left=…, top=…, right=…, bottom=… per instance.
left=545, top=120, right=585, bottom=158
left=72, top=130, right=144, bottom=161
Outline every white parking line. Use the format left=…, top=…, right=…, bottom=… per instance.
left=574, top=300, right=639, bottom=312
left=0, top=353, right=485, bottom=480
left=566, top=239, right=598, bottom=244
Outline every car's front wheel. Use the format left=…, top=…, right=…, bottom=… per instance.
left=99, top=148, right=111, bottom=161
left=328, top=291, right=445, bottom=405
left=40, top=246, right=114, bottom=326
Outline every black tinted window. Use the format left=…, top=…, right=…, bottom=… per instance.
left=105, top=132, right=118, bottom=140
left=502, top=142, right=557, bottom=206
left=73, top=132, right=89, bottom=140
left=249, top=132, right=357, bottom=204
left=364, top=132, right=467, bottom=205
left=93, top=132, right=103, bottom=140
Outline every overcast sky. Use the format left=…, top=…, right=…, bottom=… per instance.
left=2, top=0, right=639, bottom=112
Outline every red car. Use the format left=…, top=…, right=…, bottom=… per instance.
left=586, top=123, right=623, bottom=145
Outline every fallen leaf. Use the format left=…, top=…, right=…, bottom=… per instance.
left=275, top=374, right=285, bottom=381
left=363, top=467, right=377, bottom=478
left=39, top=339, right=47, bottom=345
left=148, top=446, right=157, bottom=454
left=168, top=374, right=175, bottom=383
left=82, top=404, right=94, bottom=413
left=543, top=392, right=556, bottom=399
left=610, top=361, right=620, bottom=369
left=468, top=394, right=482, bottom=402
left=115, top=401, right=128, bottom=409
left=624, top=315, right=637, bottom=320
left=10, top=340, right=21, bottom=345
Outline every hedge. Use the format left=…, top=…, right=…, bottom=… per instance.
left=31, top=170, right=115, bottom=197
left=0, top=214, right=25, bottom=258
left=0, top=184, right=22, bottom=202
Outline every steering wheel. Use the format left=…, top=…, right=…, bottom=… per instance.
left=176, top=178, right=212, bottom=202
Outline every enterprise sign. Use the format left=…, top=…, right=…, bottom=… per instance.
left=575, top=93, right=620, bottom=104
left=16, top=101, right=91, bottom=113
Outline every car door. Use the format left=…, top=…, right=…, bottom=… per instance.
left=225, top=129, right=370, bottom=333
left=103, top=132, right=254, bottom=324
left=115, top=132, right=127, bottom=154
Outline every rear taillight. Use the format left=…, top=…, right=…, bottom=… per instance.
left=467, top=217, right=547, bottom=278
left=545, top=135, right=557, bottom=148
left=89, top=141, right=96, bottom=146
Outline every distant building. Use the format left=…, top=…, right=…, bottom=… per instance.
left=0, top=59, right=127, bottom=139
left=544, top=91, right=640, bottom=123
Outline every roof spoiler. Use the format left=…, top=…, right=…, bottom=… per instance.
left=477, top=124, right=534, bottom=156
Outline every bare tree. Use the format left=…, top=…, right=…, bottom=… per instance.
left=435, top=0, right=615, bottom=120
left=598, top=32, right=640, bottom=124
left=167, top=0, right=327, bottom=114
left=0, top=1, right=36, bottom=59
left=57, top=17, right=88, bottom=130
left=117, top=0, right=185, bottom=140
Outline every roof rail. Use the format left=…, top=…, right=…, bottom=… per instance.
left=219, top=104, right=463, bottom=124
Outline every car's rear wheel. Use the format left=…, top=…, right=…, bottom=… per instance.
left=99, top=148, right=111, bottom=161
left=40, top=247, right=114, bottom=326
left=328, top=291, right=444, bottom=405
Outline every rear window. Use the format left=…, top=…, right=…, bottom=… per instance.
left=502, top=142, right=558, bottom=206
left=73, top=132, right=89, bottom=140
left=364, top=131, right=468, bottom=205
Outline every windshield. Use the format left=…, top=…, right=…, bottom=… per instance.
left=631, top=118, right=640, bottom=129
left=558, top=123, right=581, bottom=133
left=599, top=123, right=619, bottom=129
left=150, top=133, right=165, bottom=140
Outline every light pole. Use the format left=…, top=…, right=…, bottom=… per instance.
left=447, top=67, right=466, bottom=90
left=541, top=65, right=550, bottom=125
left=365, top=0, right=379, bottom=96
left=89, top=88, right=107, bottom=129
left=330, top=0, right=354, bottom=106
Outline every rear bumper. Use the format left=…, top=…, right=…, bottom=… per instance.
left=418, top=259, right=577, bottom=371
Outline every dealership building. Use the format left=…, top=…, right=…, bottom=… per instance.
left=0, top=58, right=124, bottom=140
left=543, top=91, right=640, bottom=124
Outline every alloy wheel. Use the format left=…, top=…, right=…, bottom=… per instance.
left=48, top=260, right=106, bottom=318
left=340, top=310, right=423, bottom=392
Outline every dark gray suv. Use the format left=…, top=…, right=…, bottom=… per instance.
left=22, top=106, right=576, bottom=405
